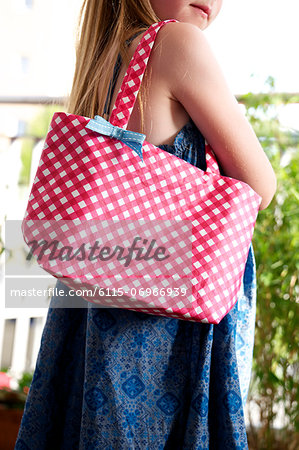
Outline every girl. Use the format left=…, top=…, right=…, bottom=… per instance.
left=16, top=1, right=276, bottom=449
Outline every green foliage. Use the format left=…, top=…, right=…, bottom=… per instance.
left=244, top=79, right=299, bottom=449
left=17, top=371, right=33, bottom=394
left=18, top=104, right=65, bottom=186
left=19, top=138, right=34, bottom=185
left=0, top=371, right=33, bottom=409
left=28, top=104, right=62, bottom=139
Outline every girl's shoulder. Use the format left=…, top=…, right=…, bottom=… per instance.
left=129, top=21, right=208, bottom=69
left=149, top=21, right=213, bottom=83
left=156, top=20, right=205, bottom=40
left=153, top=21, right=208, bottom=56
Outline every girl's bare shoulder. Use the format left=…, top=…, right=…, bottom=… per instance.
left=152, top=21, right=208, bottom=59
left=156, top=20, right=205, bottom=41
left=150, top=21, right=213, bottom=83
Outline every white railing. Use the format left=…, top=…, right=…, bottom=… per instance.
left=0, top=309, right=47, bottom=377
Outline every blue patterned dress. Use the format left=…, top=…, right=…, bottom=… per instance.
left=15, top=120, right=256, bottom=450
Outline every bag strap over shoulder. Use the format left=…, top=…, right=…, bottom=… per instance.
left=108, top=19, right=220, bottom=175
left=109, top=20, right=177, bottom=128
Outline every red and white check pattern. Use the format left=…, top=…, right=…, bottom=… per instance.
left=22, top=21, right=261, bottom=324
left=110, top=20, right=176, bottom=128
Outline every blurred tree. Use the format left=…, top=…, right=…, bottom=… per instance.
left=19, top=104, right=63, bottom=186
left=240, top=78, right=299, bottom=449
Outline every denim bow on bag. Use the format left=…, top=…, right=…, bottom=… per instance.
left=86, top=115, right=146, bottom=162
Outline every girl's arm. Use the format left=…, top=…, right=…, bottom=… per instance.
left=158, top=23, right=277, bottom=210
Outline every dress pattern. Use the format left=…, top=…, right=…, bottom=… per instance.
left=15, top=120, right=255, bottom=450
left=235, top=244, right=257, bottom=407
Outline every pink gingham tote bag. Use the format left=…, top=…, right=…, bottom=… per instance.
left=22, top=20, right=261, bottom=324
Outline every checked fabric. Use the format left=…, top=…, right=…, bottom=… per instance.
left=22, top=20, right=261, bottom=324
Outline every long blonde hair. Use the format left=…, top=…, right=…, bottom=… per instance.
left=67, top=0, right=159, bottom=119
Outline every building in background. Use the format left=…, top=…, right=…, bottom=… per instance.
left=0, top=0, right=81, bottom=201
left=0, top=0, right=80, bottom=99
left=0, top=0, right=81, bottom=378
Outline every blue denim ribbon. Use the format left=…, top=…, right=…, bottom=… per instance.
left=86, top=115, right=146, bottom=161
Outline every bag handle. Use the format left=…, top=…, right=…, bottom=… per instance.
left=109, top=20, right=220, bottom=176
left=109, top=20, right=177, bottom=128
left=205, top=143, right=220, bottom=175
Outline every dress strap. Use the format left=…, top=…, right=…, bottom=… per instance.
left=103, top=54, right=122, bottom=119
